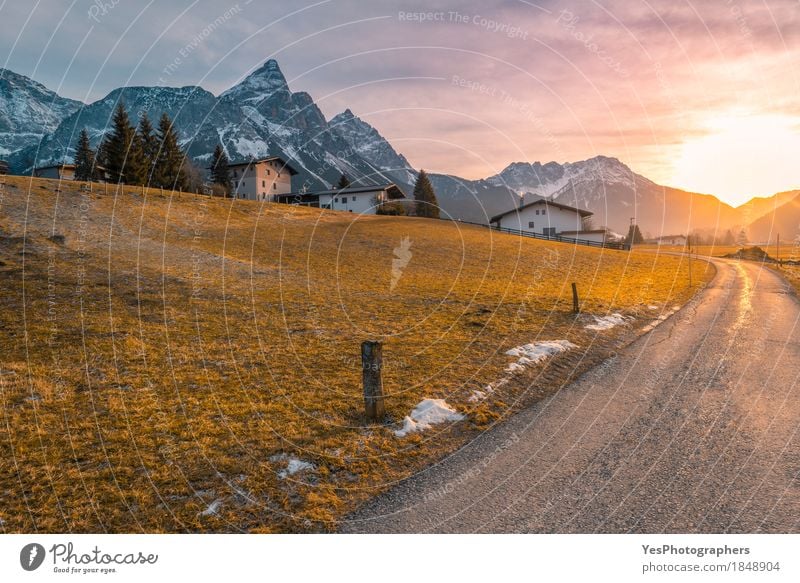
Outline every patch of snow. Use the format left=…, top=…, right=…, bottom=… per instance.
left=199, top=498, right=223, bottom=517
left=395, top=399, right=465, bottom=437
left=640, top=306, right=680, bottom=333
left=585, top=313, right=629, bottom=331
left=648, top=305, right=659, bottom=310
left=233, top=136, right=269, bottom=158
left=468, top=379, right=509, bottom=403
left=505, top=340, right=578, bottom=371
left=270, top=454, right=315, bottom=478
left=468, top=341, right=577, bottom=403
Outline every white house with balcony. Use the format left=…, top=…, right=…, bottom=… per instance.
left=277, top=183, right=405, bottom=214
left=490, top=197, right=609, bottom=243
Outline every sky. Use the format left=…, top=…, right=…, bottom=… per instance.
left=2, top=0, right=799, bottom=206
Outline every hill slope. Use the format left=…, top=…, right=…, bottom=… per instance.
left=0, top=175, right=708, bottom=532
left=746, top=190, right=800, bottom=242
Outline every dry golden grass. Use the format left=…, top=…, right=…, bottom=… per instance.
left=0, top=175, right=712, bottom=532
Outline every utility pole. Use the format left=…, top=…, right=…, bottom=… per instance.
left=777, top=233, right=781, bottom=267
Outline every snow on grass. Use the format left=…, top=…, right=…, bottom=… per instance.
left=585, top=313, right=629, bottom=331
left=468, top=379, right=508, bottom=403
left=198, top=498, right=223, bottom=517
left=640, top=305, right=681, bottom=333
left=395, top=399, right=465, bottom=437
left=270, top=454, right=315, bottom=478
left=470, top=340, right=578, bottom=402
left=505, top=340, right=578, bottom=371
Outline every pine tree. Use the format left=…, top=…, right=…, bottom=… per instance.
left=209, top=144, right=230, bottom=193
left=412, top=169, right=440, bottom=219
left=625, top=224, right=644, bottom=246
left=336, top=174, right=350, bottom=190
left=99, top=102, right=145, bottom=185
left=73, top=128, right=96, bottom=182
left=153, top=112, right=186, bottom=189
left=736, top=229, right=748, bottom=246
left=137, top=113, right=158, bottom=184
left=722, top=229, right=736, bottom=245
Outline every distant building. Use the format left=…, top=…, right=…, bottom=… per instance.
left=229, top=156, right=298, bottom=201
left=277, top=184, right=406, bottom=214
left=490, top=197, right=594, bottom=238
left=646, top=234, right=687, bottom=246
left=33, top=163, right=76, bottom=180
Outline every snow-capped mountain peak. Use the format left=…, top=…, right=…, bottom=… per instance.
left=488, top=155, right=646, bottom=199
left=0, top=68, right=83, bottom=156
left=220, top=59, right=289, bottom=103
left=329, top=109, right=415, bottom=185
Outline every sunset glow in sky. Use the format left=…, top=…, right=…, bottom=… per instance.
left=2, top=0, right=799, bottom=205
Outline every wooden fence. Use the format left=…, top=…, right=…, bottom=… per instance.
left=455, top=220, right=630, bottom=251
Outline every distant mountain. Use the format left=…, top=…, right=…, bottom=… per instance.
left=746, top=191, right=800, bottom=243
left=8, top=60, right=415, bottom=194
left=328, top=108, right=416, bottom=187
left=0, top=69, right=82, bottom=156
left=477, top=156, right=750, bottom=235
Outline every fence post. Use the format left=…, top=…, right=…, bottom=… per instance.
left=361, top=341, right=385, bottom=422
left=572, top=283, right=580, bottom=314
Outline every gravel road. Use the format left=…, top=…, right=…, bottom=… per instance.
left=342, top=257, right=800, bottom=533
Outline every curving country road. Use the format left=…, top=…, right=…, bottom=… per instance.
left=342, top=257, right=800, bottom=533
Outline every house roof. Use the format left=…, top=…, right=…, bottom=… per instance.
left=295, top=183, right=405, bottom=200
left=227, top=156, right=299, bottom=175
left=490, top=197, right=593, bottom=223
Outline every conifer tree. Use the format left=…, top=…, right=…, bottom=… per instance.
left=209, top=143, right=230, bottom=193
left=137, top=112, right=158, bottom=184
left=73, top=128, right=97, bottom=182
left=412, top=169, right=440, bottom=219
left=153, top=112, right=186, bottom=189
left=625, top=224, right=644, bottom=246
left=336, top=173, right=350, bottom=190
left=99, top=102, right=145, bottom=185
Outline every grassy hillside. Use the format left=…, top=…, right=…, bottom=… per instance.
left=0, top=176, right=711, bottom=532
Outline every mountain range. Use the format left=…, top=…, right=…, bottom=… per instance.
left=1, top=61, right=798, bottom=240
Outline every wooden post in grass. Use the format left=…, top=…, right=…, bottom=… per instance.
left=361, top=341, right=385, bottom=421
left=571, top=282, right=580, bottom=314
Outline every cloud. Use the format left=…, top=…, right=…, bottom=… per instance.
left=1, top=0, right=798, bottom=192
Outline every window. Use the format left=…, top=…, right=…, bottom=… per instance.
left=334, top=197, right=339, bottom=203
left=273, top=183, right=276, bottom=190
left=535, top=209, right=539, bottom=215
left=352, top=196, right=357, bottom=201
left=267, top=169, right=270, bottom=175
left=541, top=208, right=546, bottom=215
left=528, top=221, right=535, bottom=228
left=342, top=196, right=347, bottom=203
left=262, top=180, right=265, bottom=187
